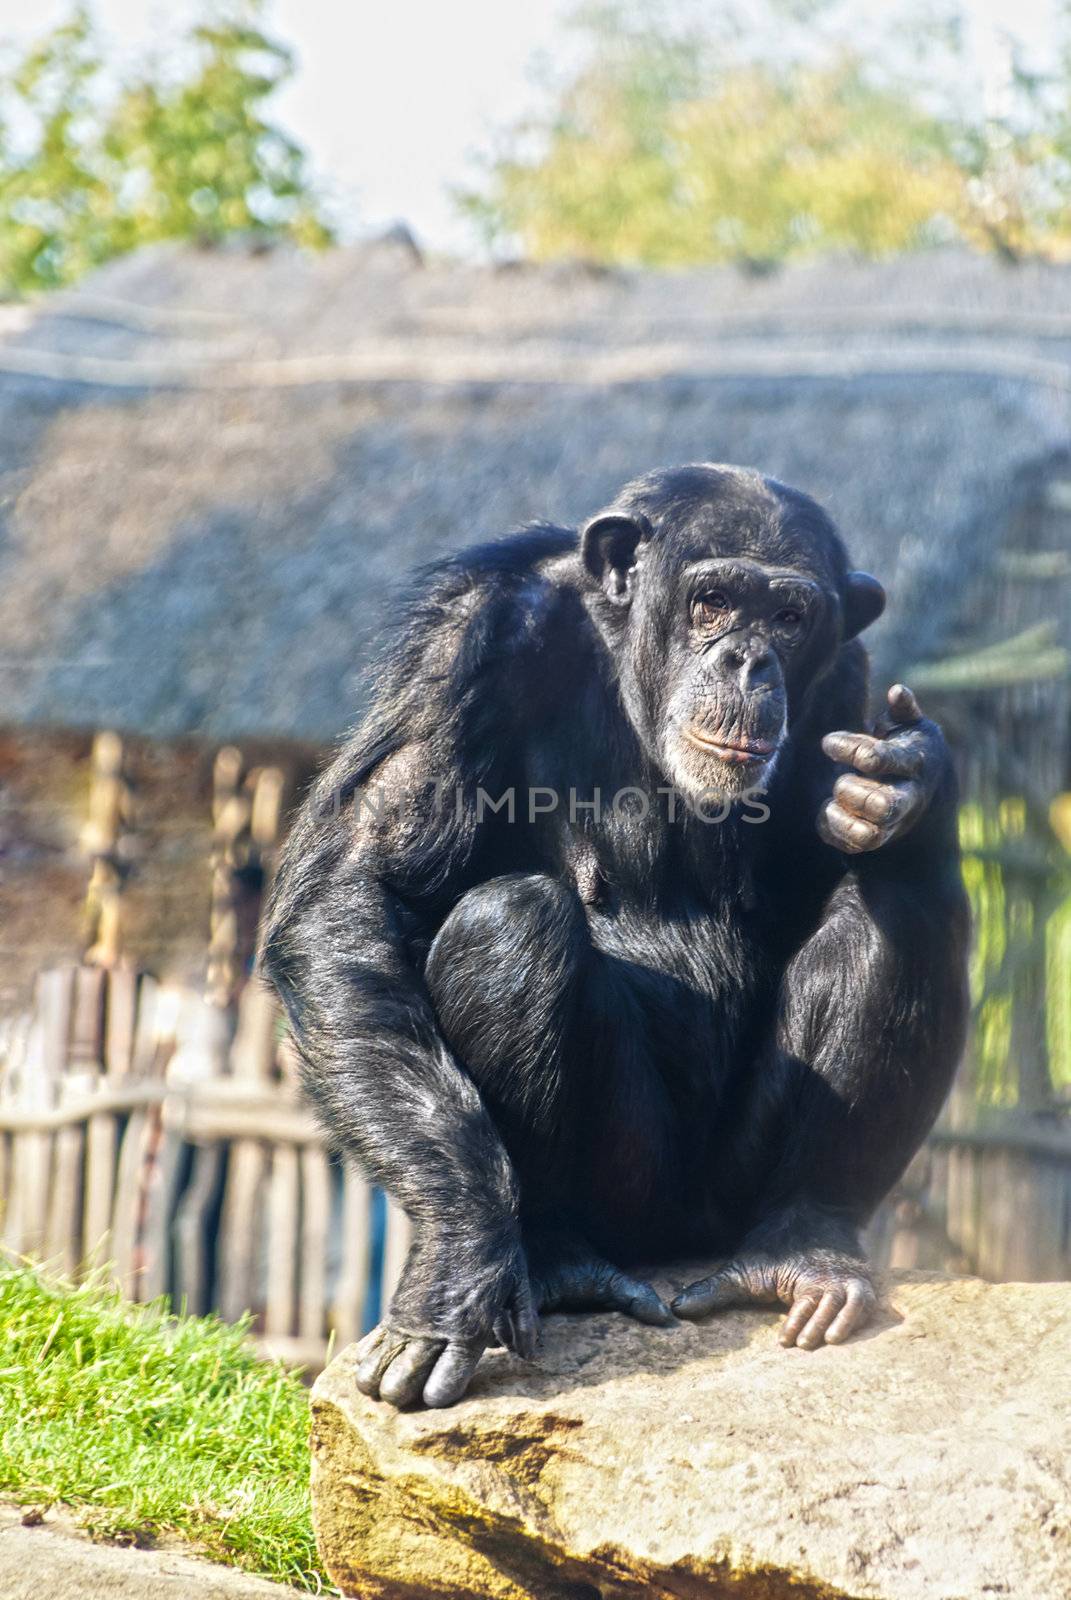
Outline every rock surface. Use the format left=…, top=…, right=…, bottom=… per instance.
left=311, top=1270, right=1071, bottom=1600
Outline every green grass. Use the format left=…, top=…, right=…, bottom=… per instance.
left=0, top=1262, right=327, bottom=1592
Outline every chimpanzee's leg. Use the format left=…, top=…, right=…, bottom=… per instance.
left=674, top=856, right=970, bottom=1347
left=424, top=872, right=590, bottom=1181
left=423, top=872, right=675, bottom=1329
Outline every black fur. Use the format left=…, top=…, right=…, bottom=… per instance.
left=262, top=464, right=969, bottom=1407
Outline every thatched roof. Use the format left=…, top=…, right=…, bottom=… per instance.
left=2, top=239, right=1071, bottom=743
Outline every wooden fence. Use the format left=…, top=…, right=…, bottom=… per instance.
left=0, top=964, right=411, bottom=1370
left=865, top=1121, right=1071, bottom=1282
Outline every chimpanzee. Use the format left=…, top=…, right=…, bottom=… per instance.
left=261, top=464, right=969, bottom=1410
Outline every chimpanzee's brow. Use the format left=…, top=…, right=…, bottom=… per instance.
left=682, top=557, right=821, bottom=588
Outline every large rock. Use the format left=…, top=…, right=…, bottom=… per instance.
left=311, top=1271, right=1071, bottom=1600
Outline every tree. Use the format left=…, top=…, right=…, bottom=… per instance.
left=458, top=1, right=1071, bottom=268
left=0, top=3, right=331, bottom=296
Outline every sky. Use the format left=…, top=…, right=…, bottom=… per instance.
left=1, top=0, right=1065, bottom=256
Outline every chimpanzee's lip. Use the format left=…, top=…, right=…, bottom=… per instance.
left=681, top=726, right=777, bottom=763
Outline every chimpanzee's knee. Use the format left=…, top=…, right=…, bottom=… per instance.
left=424, top=873, right=591, bottom=1135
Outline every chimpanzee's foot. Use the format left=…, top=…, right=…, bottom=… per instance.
left=510, top=1227, right=677, bottom=1340
left=671, top=1247, right=877, bottom=1349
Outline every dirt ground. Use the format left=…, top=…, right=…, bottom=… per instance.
left=0, top=1504, right=314, bottom=1600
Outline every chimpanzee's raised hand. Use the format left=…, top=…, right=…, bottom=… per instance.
left=354, top=1226, right=537, bottom=1409
left=817, top=683, right=950, bottom=855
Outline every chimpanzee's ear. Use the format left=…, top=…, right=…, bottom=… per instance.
left=580, top=511, right=654, bottom=606
left=843, top=571, right=885, bottom=639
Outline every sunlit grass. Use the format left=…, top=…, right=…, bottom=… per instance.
left=0, top=1262, right=327, bottom=1592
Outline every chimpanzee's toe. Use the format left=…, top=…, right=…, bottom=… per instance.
left=672, top=1251, right=877, bottom=1350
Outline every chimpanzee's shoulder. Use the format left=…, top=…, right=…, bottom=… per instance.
left=387, top=523, right=590, bottom=684
left=427, top=522, right=579, bottom=587
left=414, top=523, right=581, bottom=620
left=335, top=526, right=588, bottom=779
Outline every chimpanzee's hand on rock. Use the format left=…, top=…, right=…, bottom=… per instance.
left=672, top=1248, right=877, bottom=1349
left=818, top=684, right=949, bottom=855
left=354, top=1226, right=537, bottom=1409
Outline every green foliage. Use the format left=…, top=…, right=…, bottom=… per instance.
left=907, top=622, right=1071, bottom=692
left=0, top=3, right=331, bottom=295
left=463, top=48, right=957, bottom=268
left=960, top=799, right=1071, bottom=1106
left=460, top=0, right=1071, bottom=268
left=0, top=1262, right=323, bottom=1590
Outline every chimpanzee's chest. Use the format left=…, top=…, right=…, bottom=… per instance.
left=568, top=896, right=764, bottom=1253
left=586, top=889, right=773, bottom=1066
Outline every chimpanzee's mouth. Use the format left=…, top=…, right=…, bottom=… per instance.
left=681, top=726, right=778, bottom=764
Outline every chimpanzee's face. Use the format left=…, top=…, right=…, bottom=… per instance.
left=580, top=465, right=885, bottom=801
left=654, top=552, right=826, bottom=797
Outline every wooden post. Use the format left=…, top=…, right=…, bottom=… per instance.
left=332, top=1167, right=373, bottom=1346
left=83, top=969, right=149, bottom=1273
left=382, top=1200, right=412, bottom=1305
left=108, top=976, right=177, bottom=1294
left=4, top=969, right=73, bottom=1258
left=206, top=748, right=251, bottom=1010
left=250, top=766, right=285, bottom=870
left=265, top=1143, right=300, bottom=1337
left=299, top=1146, right=332, bottom=1344
left=205, top=753, right=286, bottom=1011
left=82, top=732, right=131, bottom=969
left=217, top=980, right=277, bottom=1324
left=44, top=967, right=104, bottom=1274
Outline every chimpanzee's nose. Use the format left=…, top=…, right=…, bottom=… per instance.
left=713, top=634, right=778, bottom=691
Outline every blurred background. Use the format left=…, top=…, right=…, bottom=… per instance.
left=1, top=0, right=1070, bottom=1369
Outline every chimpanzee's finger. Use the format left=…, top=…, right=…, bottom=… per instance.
left=672, top=1265, right=757, bottom=1318
left=422, top=1338, right=486, bottom=1408
left=779, top=1293, right=822, bottom=1347
left=884, top=683, right=923, bottom=727
left=795, top=1291, right=844, bottom=1350
left=491, top=1312, right=513, bottom=1350
left=818, top=798, right=882, bottom=854
left=508, top=1276, right=542, bottom=1358
left=824, top=1280, right=877, bottom=1344
left=354, top=1323, right=387, bottom=1363
left=355, top=1326, right=409, bottom=1396
left=378, top=1336, right=446, bottom=1407
left=833, top=774, right=918, bottom=826
left=822, top=731, right=924, bottom=780
left=874, top=688, right=926, bottom=740
left=606, top=1271, right=678, bottom=1327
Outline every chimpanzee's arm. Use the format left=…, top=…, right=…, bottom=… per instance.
left=259, top=542, right=569, bottom=1404
left=262, top=760, right=538, bottom=1406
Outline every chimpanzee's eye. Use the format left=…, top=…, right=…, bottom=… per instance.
left=693, top=591, right=730, bottom=625
left=774, top=606, right=803, bottom=629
